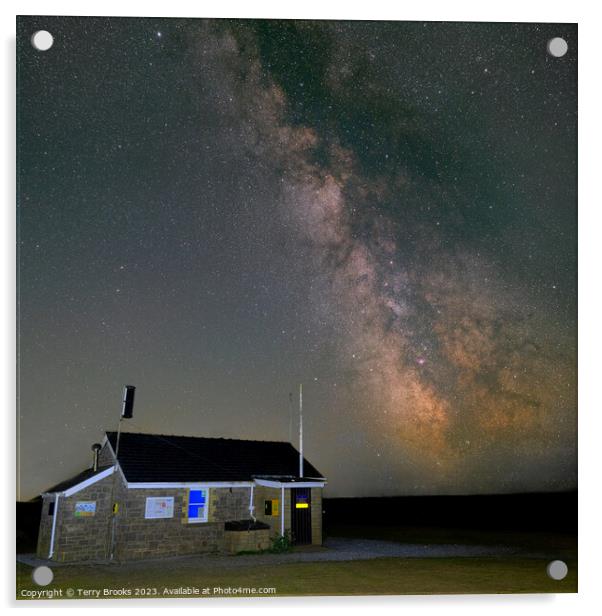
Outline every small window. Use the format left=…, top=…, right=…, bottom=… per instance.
left=294, top=489, right=310, bottom=509
left=48, top=501, right=55, bottom=516
left=264, top=499, right=279, bottom=516
left=188, top=488, right=208, bottom=523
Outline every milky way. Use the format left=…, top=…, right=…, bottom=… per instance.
left=17, top=17, right=576, bottom=498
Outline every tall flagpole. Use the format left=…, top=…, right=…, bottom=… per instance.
left=299, top=383, right=304, bottom=478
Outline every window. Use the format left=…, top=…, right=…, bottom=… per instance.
left=294, top=489, right=310, bottom=509
left=48, top=501, right=55, bottom=516
left=187, top=488, right=208, bottom=523
left=264, top=499, right=279, bottom=516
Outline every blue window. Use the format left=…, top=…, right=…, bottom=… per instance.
left=188, top=489, right=208, bottom=523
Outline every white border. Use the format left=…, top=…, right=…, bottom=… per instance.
left=254, top=479, right=326, bottom=489
left=4, top=1, right=600, bottom=613
left=40, top=465, right=115, bottom=497
left=128, top=480, right=252, bottom=489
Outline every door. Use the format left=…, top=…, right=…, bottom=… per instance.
left=291, top=488, right=312, bottom=545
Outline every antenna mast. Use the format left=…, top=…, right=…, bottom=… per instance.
left=288, top=392, right=293, bottom=443
left=108, top=384, right=135, bottom=561
left=299, top=383, right=304, bottom=478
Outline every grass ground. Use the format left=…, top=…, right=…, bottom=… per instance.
left=17, top=525, right=577, bottom=599
left=17, top=554, right=577, bottom=599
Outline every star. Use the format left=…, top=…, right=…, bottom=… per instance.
left=16, top=15, right=577, bottom=500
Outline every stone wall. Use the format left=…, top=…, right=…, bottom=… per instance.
left=252, top=485, right=323, bottom=546
left=223, top=528, right=271, bottom=554
left=310, top=487, right=323, bottom=545
left=38, top=452, right=323, bottom=560
left=96, top=441, right=323, bottom=545
left=253, top=485, right=290, bottom=538
left=112, top=484, right=253, bottom=561
left=45, top=474, right=114, bottom=562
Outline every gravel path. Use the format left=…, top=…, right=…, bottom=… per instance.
left=18, top=537, right=548, bottom=571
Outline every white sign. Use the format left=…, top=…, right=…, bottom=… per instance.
left=144, top=497, right=174, bottom=519
left=74, top=501, right=96, bottom=517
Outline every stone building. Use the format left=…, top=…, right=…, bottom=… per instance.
left=37, top=432, right=325, bottom=562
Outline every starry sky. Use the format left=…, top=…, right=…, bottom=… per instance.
left=17, top=16, right=577, bottom=500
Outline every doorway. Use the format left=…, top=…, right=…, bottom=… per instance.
left=291, top=487, right=312, bottom=545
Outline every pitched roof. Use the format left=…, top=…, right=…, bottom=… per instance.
left=106, top=431, right=324, bottom=483
left=43, top=466, right=112, bottom=494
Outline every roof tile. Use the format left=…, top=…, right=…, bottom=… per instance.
left=106, top=432, right=324, bottom=482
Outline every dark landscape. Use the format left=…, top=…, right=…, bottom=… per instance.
left=17, top=490, right=577, bottom=597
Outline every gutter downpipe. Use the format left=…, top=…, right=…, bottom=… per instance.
left=248, top=484, right=256, bottom=522
left=280, top=485, right=285, bottom=535
left=48, top=493, right=60, bottom=559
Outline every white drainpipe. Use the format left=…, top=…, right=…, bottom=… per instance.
left=48, top=493, right=60, bottom=559
left=280, top=485, right=285, bottom=535
left=248, top=484, right=256, bottom=522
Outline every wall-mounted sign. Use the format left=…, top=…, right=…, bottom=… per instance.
left=74, top=501, right=96, bottom=517
left=145, top=496, right=174, bottom=519
left=265, top=499, right=279, bottom=516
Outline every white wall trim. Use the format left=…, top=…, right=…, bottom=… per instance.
left=43, top=477, right=324, bottom=492
left=253, top=478, right=326, bottom=488
left=62, top=466, right=116, bottom=497
left=126, top=481, right=254, bottom=489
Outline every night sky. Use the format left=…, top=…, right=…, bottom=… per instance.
left=17, top=17, right=577, bottom=499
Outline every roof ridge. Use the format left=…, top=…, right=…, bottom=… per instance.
left=105, top=430, right=293, bottom=446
